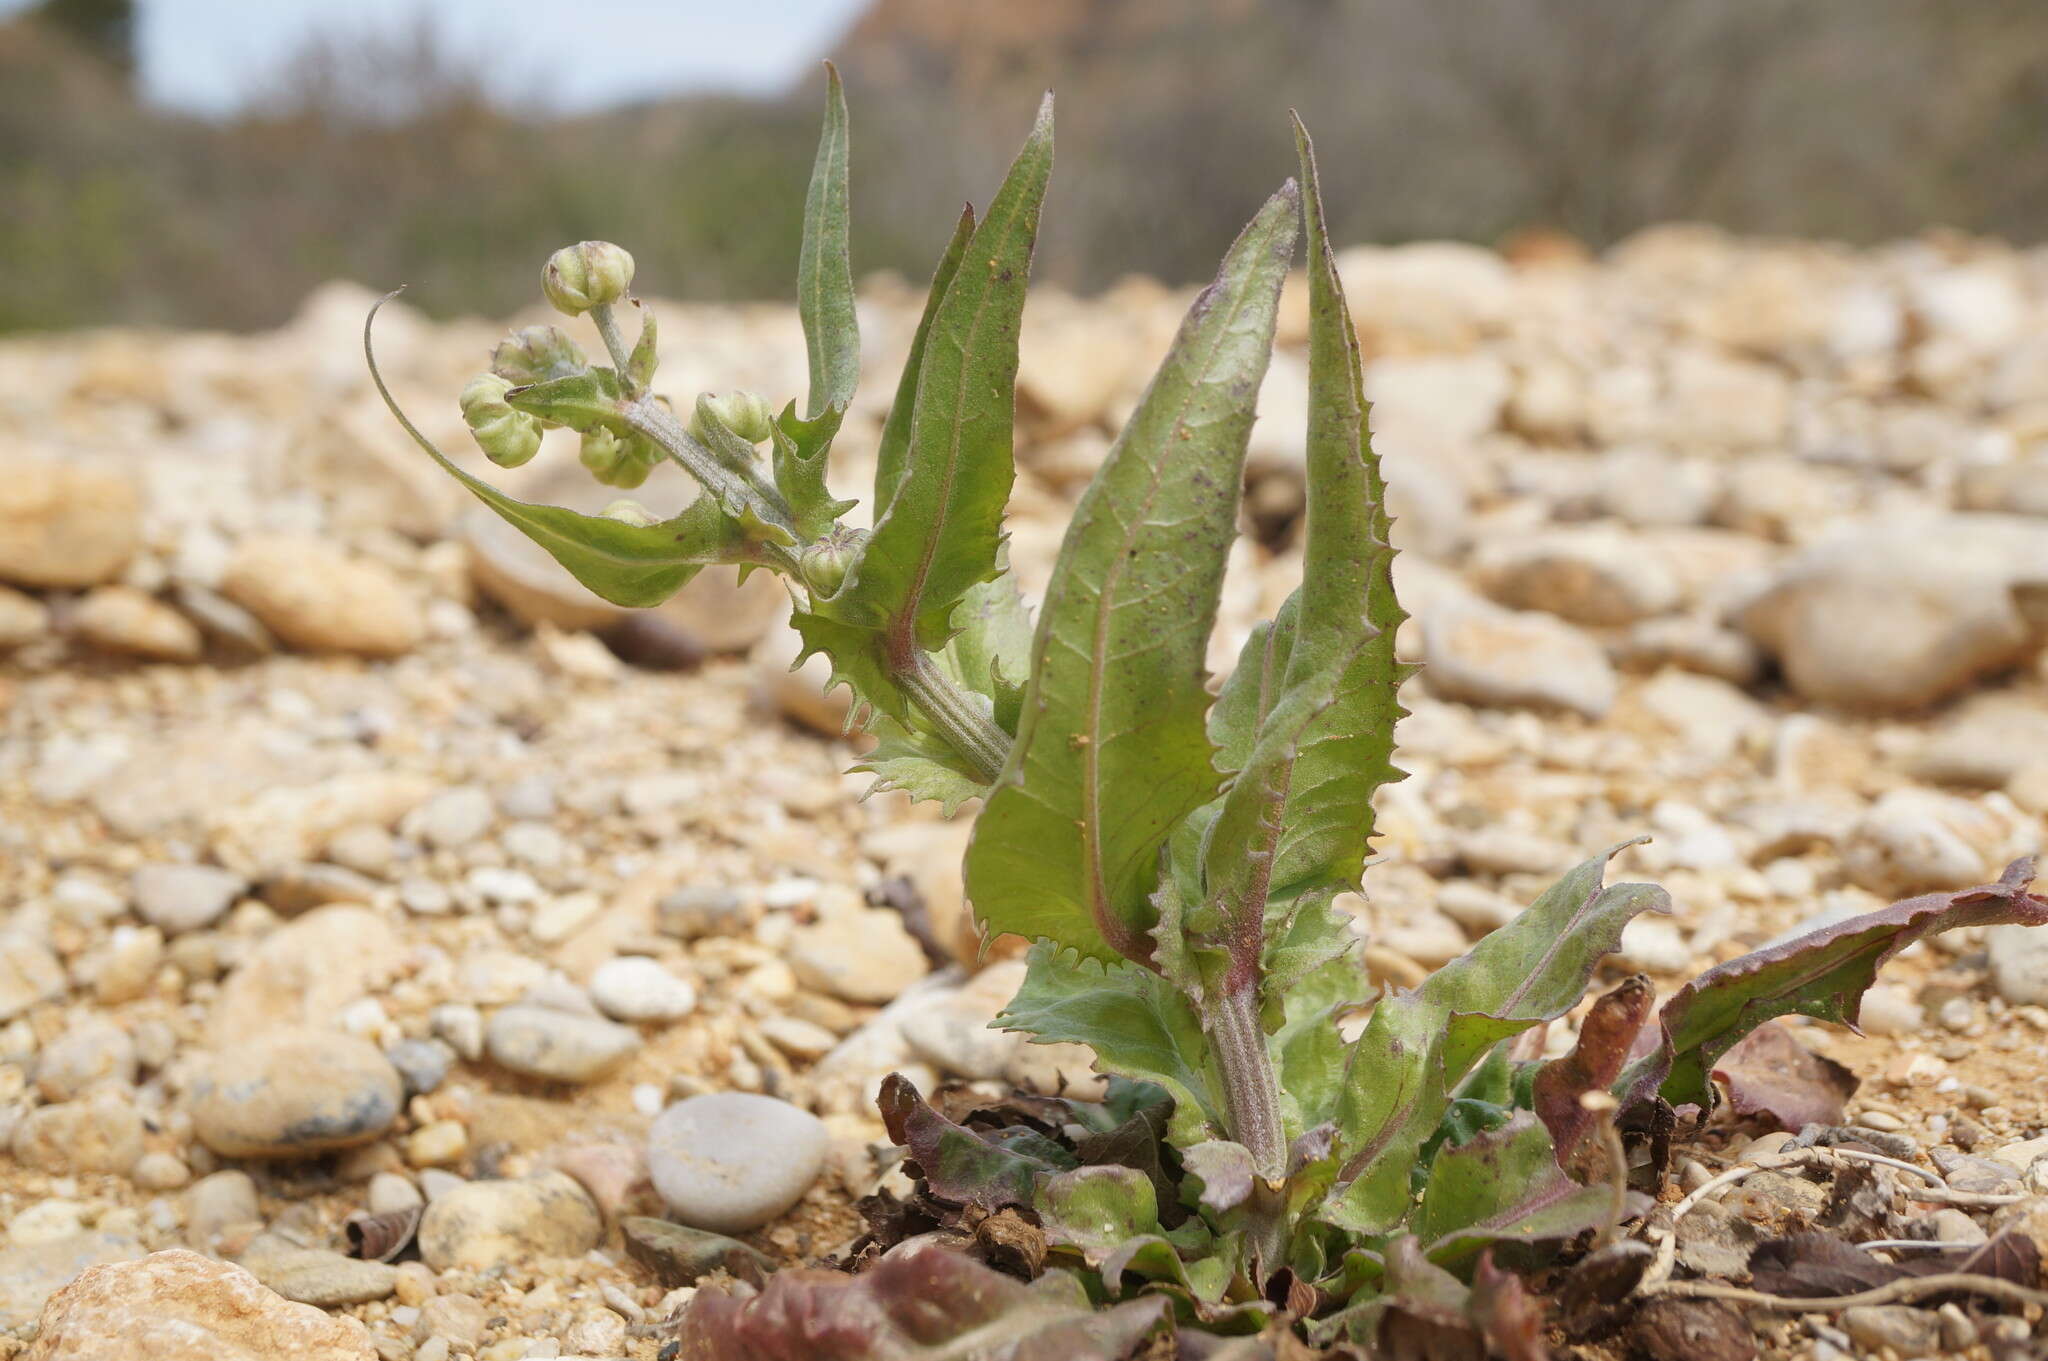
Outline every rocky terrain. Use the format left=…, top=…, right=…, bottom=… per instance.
left=6, top=224, right=2048, bottom=1358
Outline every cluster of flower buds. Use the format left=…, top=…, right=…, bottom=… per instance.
left=689, top=390, right=776, bottom=447
left=578, top=426, right=662, bottom=489
left=460, top=241, right=797, bottom=503
left=458, top=373, right=543, bottom=468
left=542, top=241, right=636, bottom=317
left=490, top=325, right=587, bottom=386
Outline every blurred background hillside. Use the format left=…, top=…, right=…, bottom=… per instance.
left=4, top=0, right=2048, bottom=333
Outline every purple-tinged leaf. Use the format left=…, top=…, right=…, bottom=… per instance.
left=878, top=1073, right=1060, bottom=1211
left=1531, top=975, right=1654, bottom=1177
left=676, top=1238, right=1171, bottom=1361
left=1636, top=858, right=2048, bottom=1112
left=1710, top=1020, right=1858, bottom=1131
left=1413, top=1113, right=1629, bottom=1272
left=1625, top=1299, right=1755, bottom=1361
left=1470, top=1251, right=1550, bottom=1361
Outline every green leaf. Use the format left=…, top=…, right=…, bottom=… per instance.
left=1196, top=632, right=1370, bottom=984
left=1271, top=943, right=1368, bottom=1134
left=1636, top=858, right=2048, bottom=1112
left=1256, top=118, right=1409, bottom=904
left=943, top=570, right=1033, bottom=734
left=1037, top=1165, right=1162, bottom=1265
left=852, top=714, right=988, bottom=816
left=680, top=1239, right=1172, bottom=1361
left=832, top=95, right=1053, bottom=652
left=1209, top=604, right=1294, bottom=776
left=1412, top=1113, right=1623, bottom=1272
left=505, top=368, right=628, bottom=433
left=1315, top=1236, right=1475, bottom=1351
left=876, top=205, right=975, bottom=510
left=1419, top=841, right=1670, bottom=1081
left=966, top=182, right=1298, bottom=966
left=769, top=403, right=858, bottom=540
left=365, top=299, right=762, bottom=609
left=788, top=607, right=905, bottom=726
left=1319, top=994, right=1453, bottom=1235
left=997, top=943, right=1225, bottom=1146
left=798, top=62, right=858, bottom=418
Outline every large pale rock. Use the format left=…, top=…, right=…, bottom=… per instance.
left=71, top=586, right=203, bottom=661
left=1364, top=352, right=1512, bottom=445
left=416, top=1172, right=602, bottom=1271
left=0, top=584, right=50, bottom=649
left=1904, top=693, right=2048, bottom=789
left=1420, top=600, right=1616, bottom=719
left=24, top=1249, right=373, bottom=1361
left=1737, top=514, right=2048, bottom=711
left=1470, top=526, right=1681, bottom=625
left=786, top=906, right=931, bottom=1003
left=1337, top=242, right=1516, bottom=350
left=1017, top=298, right=1145, bottom=435
left=0, top=461, right=141, bottom=589
left=10, top=1092, right=143, bottom=1175
left=1663, top=347, right=1791, bottom=451
left=221, top=534, right=422, bottom=657
left=0, top=933, right=66, bottom=1020
left=1959, top=457, right=2048, bottom=518
left=1841, top=789, right=2030, bottom=896
left=1988, top=922, right=2048, bottom=1006
left=189, top=1029, right=403, bottom=1158
left=207, top=904, right=402, bottom=1043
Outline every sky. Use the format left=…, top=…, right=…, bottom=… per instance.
left=2, top=0, right=870, bottom=114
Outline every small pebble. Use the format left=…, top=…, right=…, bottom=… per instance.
left=407, top=1120, right=468, bottom=1168
left=646, top=1092, right=828, bottom=1234
left=368, top=1171, right=424, bottom=1215
left=130, top=863, right=245, bottom=935
left=588, top=956, right=697, bottom=1022
left=406, top=787, right=496, bottom=851
left=485, top=1004, right=639, bottom=1083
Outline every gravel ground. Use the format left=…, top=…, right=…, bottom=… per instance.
left=6, top=225, right=2048, bottom=1357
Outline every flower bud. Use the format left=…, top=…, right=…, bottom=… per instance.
left=600, top=498, right=660, bottom=527
left=491, top=325, right=587, bottom=387
left=458, top=373, right=543, bottom=468
left=579, top=428, right=653, bottom=489
left=543, top=240, right=635, bottom=316
left=689, top=391, right=776, bottom=446
left=800, top=527, right=866, bottom=599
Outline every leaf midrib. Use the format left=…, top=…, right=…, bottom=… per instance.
left=1079, top=281, right=1259, bottom=959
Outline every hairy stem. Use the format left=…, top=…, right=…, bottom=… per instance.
left=589, top=303, right=636, bottom=381
left=1207, top=983, right=1286, bottom=1180
left=618, top=396, right=802, bottom=575
left=894, top=651, right=1011, bottom=784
